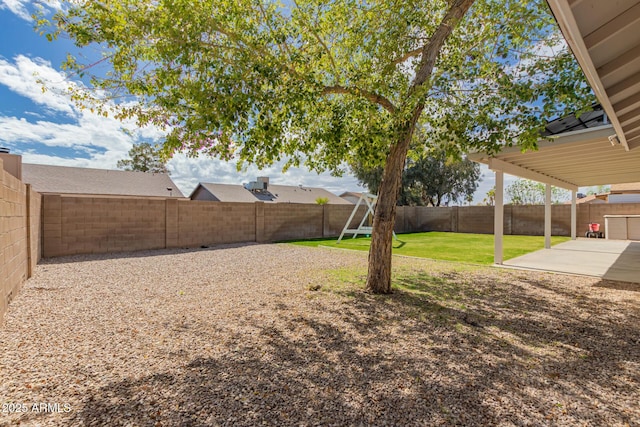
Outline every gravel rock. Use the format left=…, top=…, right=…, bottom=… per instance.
left=0, top=243, right=638, bottom=426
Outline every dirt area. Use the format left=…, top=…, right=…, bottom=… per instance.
left=0, top=243, right=638, bottom=426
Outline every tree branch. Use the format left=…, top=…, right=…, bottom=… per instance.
left=207, top=18, right=303, bottom=80
left=292, top=0, right=339, bottom=78
left=391, top=47, right=423, bottom=66
left=322, top=85, right=396, bottom=114
left=411, top=0, right=476, bottom=90
left=392, top=29, right=489, bottom=74
left=257, top=3, right=300, bottom=74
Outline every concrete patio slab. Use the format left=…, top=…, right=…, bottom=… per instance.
left=503, top=238, right=640, bottom=283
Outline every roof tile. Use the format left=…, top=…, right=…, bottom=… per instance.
left=22, top=163, right=183, bottom=198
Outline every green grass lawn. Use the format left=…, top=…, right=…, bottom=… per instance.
left=284, top=231, right=570, bottom=264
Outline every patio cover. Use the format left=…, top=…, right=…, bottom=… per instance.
left=547, top=0, right=640, bottom=151
left=469, top=0, right=640, bottom=264
left=468, top=124, right=640, bottom=264
left=468, top=125, right=640, bottom=190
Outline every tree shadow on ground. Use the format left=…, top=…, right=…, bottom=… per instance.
left=70, top=269, right=639, bottom=426
left=593, top=279, right=640, bottom=293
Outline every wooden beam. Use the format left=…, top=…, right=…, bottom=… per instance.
left=494, top=170, right=504, bottom=265
left=607, top=70, right=640, bottom=103
left=613, top=92, right=640, bottom=115
left=598, top=43, right=640, bottom=80
left=583, top=3, right=640, bottom=50
left=625, top=123, right=640, bottom=140
left=488, top=157, right=578, bottom=191
left=568, top=0, right=586, bottom=7
left=571, top=190, right=577, bottom=240
left=618, top=106, right=640, bottom=127
left=468, top=126, right=614, bottom=161
left=623, top=126, right=640, bottom=142
left=519, top=157, right=640, bottom=172
left=545, top=184, right=551, bottom=249
left=625, top=133, right=640, bottom=150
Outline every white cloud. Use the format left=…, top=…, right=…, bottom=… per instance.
left=167, top=155, right=364, bottom=197
left=0, top=0, right=62, bottom=21
left=0, top=0, right=31, bottom=20
left=0, top=55, right=365, bottom=197
left=1, top=56, right=510, bottom=202
left=0, top=55, right=76, bottom=115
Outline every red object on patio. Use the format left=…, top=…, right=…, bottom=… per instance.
left=586, top=222, right=603, bottom=238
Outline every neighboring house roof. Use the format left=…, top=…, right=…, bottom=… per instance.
left=339, top=191, right=363, bottom=198
left=339, top=191, right=364, bottom=204
left=565, top=194, right=607, bottom=204
left=610, top=183, right=640, bottom=193
left=191, top=183, right=258, bottom=203
left=191, top=182, right=350, bottom=204
left=22, top=163, right=184, bottom=198
left=265, top=184, right=350, bottom=204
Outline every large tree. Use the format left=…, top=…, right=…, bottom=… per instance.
left=403, top=151, right=481, bottom=207
left=483, top=187, right=496, bottom=206
left=39, top=0, right=594, bottom=293
left=506, top=178, right=569, bottom=205
left=117, top=142, right=170, bottom=174
left=352, top=147, right=481, bottom=207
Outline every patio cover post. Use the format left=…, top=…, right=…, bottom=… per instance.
left=571, top=190, right=577, bottom=240
left=494, top=170, right=504, bottom=264
left=545, top=184, right=551, bottom=249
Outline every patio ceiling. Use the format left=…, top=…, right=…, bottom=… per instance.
left=468, top=125, right=640, bottom=190
left=547, top=0, right=640, bottom=151
left=471, top=1, right=640, bottom=189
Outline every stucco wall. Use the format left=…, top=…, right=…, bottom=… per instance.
left=609, top=194, right=640, bottom=203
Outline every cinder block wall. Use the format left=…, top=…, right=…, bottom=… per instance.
left=42, top=196, right=262, bottom=256
left=42, top=196, right=166, bottom=257
left=38, top=193, right=640, bottom=259
left=263, top=203, right=323, bottom=241
left=551, top=205, right=572, bottom=236
left=587, top=203, right=640, bottom=236
left=177, top=200, right=256, bottom=247
left=511, top=205, right=544, bottom=235
left=40, top=197, right=375, bottom=257
left=396, top=203, right=640, bottom=236
left=418, top=206, right=453, bottom=232
left=458, top=206, right=496, bottom=233
left=323, top=204, right=368, bottom=236
left=0, top=160, right=41, bottom=322
left=28, top=185, right=42, bottom=275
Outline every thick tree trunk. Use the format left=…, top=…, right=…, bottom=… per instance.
left=365, top=122, right=416, bottom=294
left=364, top=0, right=476, bottom=294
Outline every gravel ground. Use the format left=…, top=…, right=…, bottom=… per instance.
left=0, top=243, right=638, bottom=426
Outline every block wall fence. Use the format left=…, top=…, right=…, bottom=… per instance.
left=3, top=180, right=640, bottom=321
left=40, top=194, right=640, bottom=258
left=0, top=158, right=41, bottom=322
left=41, top=196, right=370, bottom=257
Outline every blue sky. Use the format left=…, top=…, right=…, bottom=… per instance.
left=0, top=1, right=505, bottom=202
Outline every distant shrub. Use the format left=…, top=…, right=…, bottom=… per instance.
left=315, top=197, right=329, bottom=205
